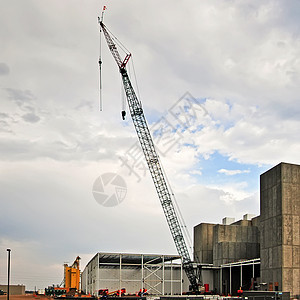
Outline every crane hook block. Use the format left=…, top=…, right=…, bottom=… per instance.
left=121, top=110, right=126, bottom=120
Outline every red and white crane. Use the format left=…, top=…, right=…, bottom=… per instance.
left=98, top=18, right=201, bottom=292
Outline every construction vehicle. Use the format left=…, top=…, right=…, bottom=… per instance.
left=98, top=289, right=109, bottom=296
left=98, top=17, right=200, bottom=292
left=0, top=290, right=6, bottom=295
left=108, top=289, right=126, bottom=297
left=45, top=286, right=69, bottom=297
left=63, top=256, right=81, bottom=294
left=98, top=289, right=126, bottom=297
left=45, top=286, right=94, bottom=299
left=47, top=257, right=86, bottom=298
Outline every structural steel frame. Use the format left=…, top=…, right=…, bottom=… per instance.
left=83, top=253, right=184, bottom=296
left=220, top=258, right=260, bottom=295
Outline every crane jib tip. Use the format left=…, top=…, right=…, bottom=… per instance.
left=100, top=5, right=107, bottom=22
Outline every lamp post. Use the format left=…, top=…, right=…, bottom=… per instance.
left=7, top=249, right=11, bottom=300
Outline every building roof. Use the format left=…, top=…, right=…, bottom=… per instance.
left=97, top=252, right=181, bottom=265
left=84, top=252, right=182, bottom=270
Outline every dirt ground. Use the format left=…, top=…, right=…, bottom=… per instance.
left=0, top=296, right=52, bottom=300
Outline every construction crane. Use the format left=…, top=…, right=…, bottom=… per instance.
left=98, top=19, right=200, bottom=292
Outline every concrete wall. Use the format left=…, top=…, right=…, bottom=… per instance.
left=194, top=223, right=214, bottom=264
left=213, top=224, right=260, bottom=266
left=260, top=162, right=300, bottom=298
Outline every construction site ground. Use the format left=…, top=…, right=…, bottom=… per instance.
left=0, top=296, right=52, bottom=300
left=0, top=296, right=242, bottom=300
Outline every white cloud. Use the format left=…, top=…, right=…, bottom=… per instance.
left=0, top=62, right=10, bottom=76
left=175, top=183, right=259, bottom=232
left=189, top=169, right=203, bottom=176
left=218, top=168, right=250, bottom=176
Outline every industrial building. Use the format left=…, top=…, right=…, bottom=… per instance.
left=194, top=214, right=261, bottom=295
left=81, top=253, right=187, bottom=295
left=194, top=162, right=300, bottom=298
left=82, top=162, right=300, bottom=298
left=260, top=162, right=299, bottom=297
left=0, top=285, right=25, bottom=295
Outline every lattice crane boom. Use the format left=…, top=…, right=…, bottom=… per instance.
left=99, top=20, right=199, bottom=291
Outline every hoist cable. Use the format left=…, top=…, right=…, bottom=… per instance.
left=130, top=56, right=142, bottom=107
left=98, top=17, right=103, bottom=111
left=159, top=159, right=194, bottom=257
left=105, top=26, right=130, bottom=55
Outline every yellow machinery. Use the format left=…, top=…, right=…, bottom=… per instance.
left=64, top=256, right=81, bottom=292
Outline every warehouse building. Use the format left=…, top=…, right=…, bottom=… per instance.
left=81, top=253, right=216, bottom=296
left=81, top=253, right=187, bottom=295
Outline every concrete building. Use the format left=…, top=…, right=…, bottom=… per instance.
left=194, top=217, right=260, bottom=265
left=260, top=162, right=300, bottom=297
left=0, top=285, right=25, bottom=295
left=194, top=162, right=300, bottom=298
left=194, top=215, right=260, bottom=295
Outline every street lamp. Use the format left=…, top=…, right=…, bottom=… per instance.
left=7, top=249, right=11, bottom=300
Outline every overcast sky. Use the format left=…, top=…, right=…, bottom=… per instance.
left=1, top=0, right=300, bottom=291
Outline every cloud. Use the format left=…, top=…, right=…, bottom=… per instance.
left=75, top=100, right=94, bottom=111
left=22, top=112, right=41, bottom=123
left=4, top=88, right=36, bottom=107
left=0, top=62, right=9, bottom=75
left=189, top=169, right=202, bottom=176
left=182, top=99, right=300, bottom=166
left=175, top=184, right=259, bottom=231
left=218, top=168, right=250, bottom=176
left=0, top=135, right=123, bottom=162
left=0, top=113, right=13, bottom=133
left=0, top=112, right=10, bottom=118
left=0, top=237, right=66, bottom=288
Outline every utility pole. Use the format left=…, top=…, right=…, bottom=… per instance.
left=7, top=249, right=11, bottom=300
